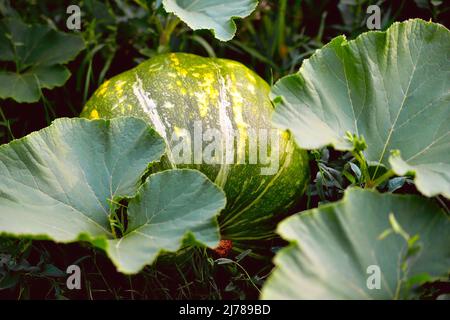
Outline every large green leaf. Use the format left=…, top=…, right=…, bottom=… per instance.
left=0, top=117, right=225, bottom=273
left=0, top=18, right=85, bottom=103
left=271, top=19, right=450, bottom=198
left=162, top=0, right=258, bottom=41
left=261, top=188, right=450, bottom=300
left=107, top=169, right=225, bottom=273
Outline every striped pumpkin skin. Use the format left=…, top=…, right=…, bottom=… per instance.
left=81, top=53, right=309, bottom=249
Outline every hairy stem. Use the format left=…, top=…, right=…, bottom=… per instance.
left=159, top=15, right=181, bottom=48
left=367, top=169, right=395, bottom=189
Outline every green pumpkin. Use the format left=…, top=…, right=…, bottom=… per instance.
left=81, top=53, right=309, bottom=251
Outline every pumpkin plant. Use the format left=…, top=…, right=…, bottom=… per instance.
left=0, top=0, right=448, bottom=300
left=262, top=19, right=450, bottom=299
left=80, top=53, right=310, bottom=251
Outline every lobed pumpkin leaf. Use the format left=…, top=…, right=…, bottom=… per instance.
left=162, top=0, right=259, bottom=41
left=0, top=117, right=225, bottom=273
left=107, top=169, right=225, bottom=273
left=261, top=188, right=450, bottom=300
left=271, top=19, right=450, bottom=198
left=0, top=18, right=85, bottom=103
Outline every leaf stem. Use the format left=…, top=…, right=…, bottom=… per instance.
left=233, top=261, right=261, bottom=294
left=0, top=106, right=14, bottom=140
left=435, top=196, right=450, bottom=215
left=367, top=169, right=395, bottom=189
left=351, top=150, right=370, bottom=184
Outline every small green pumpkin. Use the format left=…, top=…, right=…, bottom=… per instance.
left=81, top=53, right=309, bottom=251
